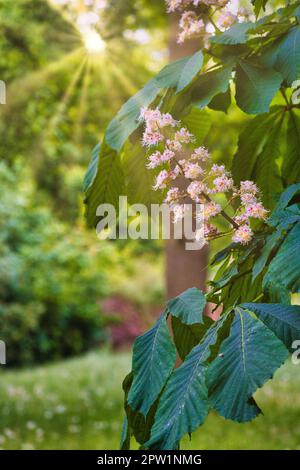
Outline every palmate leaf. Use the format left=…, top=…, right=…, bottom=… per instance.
left=207, top=308, right=288, bottom=423
left=145, top=314, right=232, bottom=450
left=232, top=108, right=282, bottom=184
left=171, top=316, right=213, bottom=361
left=122, top=372, right=159, bottom=448
left=242, top=303, right=300, bottom=353
left=123, top=141, right=162, bottom=207
left=268, top=183, right=300, bottom=227
left=253, top=115, right=283, bottom=208
left=282, top=109, right=300, bottom=185
left=263, top=220, right=300, bottom=296
left=84, top=141, right=126, bottom=227
left=83, top=142, right=100, bottom=193
left=208, top=87, right=231, bottom=113
left=232, top=107, right=284, bottom=208
left=252, top=229, right=284, bottom=280
left=252, top=0, right=269, bottom=17
left=127, top=313, right=176, bottom=416
left=235, top=60, right=282, bottom=114
left=176, top=51, right=203, bottom=93
left=120, top=416, right=130, bottom=450
left=210, top=22, right=253, bottom=45
left=181, top=108, right=212, bottom=145
left=272, top=26, right=300, bottom=86
left=192, top=66, right=233, bottom=109
left=167, top=287, right=206, bottom=325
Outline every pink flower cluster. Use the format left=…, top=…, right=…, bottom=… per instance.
left=165, top=0, right=251, bottom=44
left=140, top=107, right=268, bottom=245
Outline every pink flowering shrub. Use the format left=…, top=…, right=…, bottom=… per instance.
left=140, top=107, right=267, bottom=244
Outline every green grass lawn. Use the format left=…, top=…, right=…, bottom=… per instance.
left=0, top=350, right=299, bottom=450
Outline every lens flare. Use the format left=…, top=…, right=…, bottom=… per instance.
left=83, top=29, right=106, bottom=54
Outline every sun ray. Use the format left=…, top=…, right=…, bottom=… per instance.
left=108, top=59, right=138, bottom=97
left=44, top=54, right=88, bottom=139
left=74, top=59, right=93, bottom=144
left=4, top=48, right=86, bottom=112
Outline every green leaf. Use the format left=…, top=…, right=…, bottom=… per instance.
left=263, top=220, right=300, bottom=295
left=282, top=110, right=300, bottom=185
left=207, top=309, right=288, bottom=422
left=192, top=67, right=232, bottom=109
left=83, top=143, right=100, bottom=193
left=84, top=140, right=125, bottom=227
left=252, top=229, right=284, bottom=280
left=211, top=261, right=239, bottom=290
left=210, top=22, right=253, bottom=45
left=268, top=183, right=300, bottom=229
left=232, top=108, right=282, bottom=183
left=123, top=142, right=162, bottom=207
left=235, top=60, right=282, bottom=114
left=176, top=51, right=203, bottom=93
left=270, top=183, right=300, bottom=219
left=171, top=315, right=213, bottom=360
left=167, top=287, right=206, bottom=325
left=128, top=314, right=176, bottom=416
left=241, top=303, right=300, bottom=353
left=252, top=0, right=269, bottom=17
left=106, top=80, right=159, bottom=152
left=120, top=416, right=130, bottom=450
left=208, top=87, right=231, bottom=113
left=122, top=372, right=159, bottom=447
left=146, top=314, right=232, bottom=450
left=253, top=118, right=283, bottom=208
left=181, top=108, right=212, bottom=145
left=273, top=26, right=300, bottom=86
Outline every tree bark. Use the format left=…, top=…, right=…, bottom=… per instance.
left=166, top=14, right=209, bottom=299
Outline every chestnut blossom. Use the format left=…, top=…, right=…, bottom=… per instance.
left=204, top=223, right=220, bottom=238
left=232, top=225, right=253, bottom=245
left=166, top=139, right=183, bottom=152
left=161, top=149, right=176, bottom=162
left=177, top=12, right=205, bottom=44
left=240, top=192, right=257, bottom=206
left=142, top=129, right=164, bottom=147
left=203, top=202, right=222, bottom=220
left=159, top=113, right=178, bottom=128
left=240, top=180, right=259, bottom=194
left=175, top=127, right=194, bottom=143
left=212, top=175, right=234, bottom=193
left=191, top=146, right=211, bottom=161
left=153, top=167, right=180, bottom=191
left=172, top=204, right=188, bottom=223
left=165, top=187, right=182, bottom=204
left=153, top=170, right=170, bottom=190
left=218, top=11, right=237, bottom=29
left=187, top=181, right=209, bottom=200
left=166, top=0, right=192, bottom=12
left=183, top=162, right=203, bottom=179
left=211, top=164, right=227, bottom=176
left=234, top=213, right=249, bottom=226
left=166, top=0, right=237, bottom=44
left=147, top=151, right=163, bottom=169
left=141, top=107, right=267, bottom=246
left=245, top=203, right=268, bottom=220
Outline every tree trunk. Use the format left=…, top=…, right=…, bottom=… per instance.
left=166, top=14, right=209, bottom=299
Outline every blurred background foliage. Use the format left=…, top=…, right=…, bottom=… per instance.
left=0, top=0, right=167, bottom=366
left=0, top=0, right=299, bottom=450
